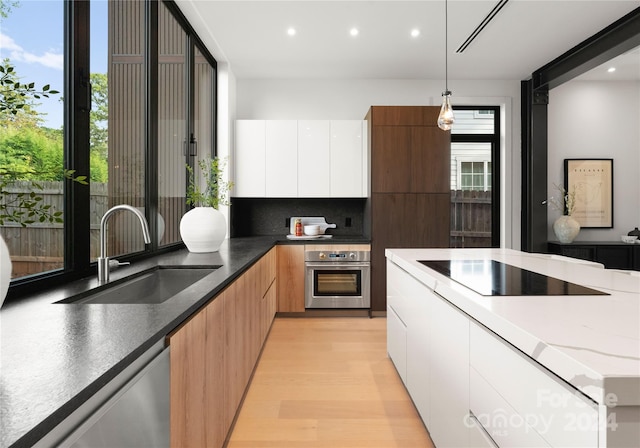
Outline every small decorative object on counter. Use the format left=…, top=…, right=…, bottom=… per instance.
left=180, top=157, right=233, bottom=253
left=295, top=218, right=303, bottom=236
left=553, top=215, right=580, bottom=244
left=628, top=227, right=640, bottom=238
left=543, top=183, right=580, bottom=243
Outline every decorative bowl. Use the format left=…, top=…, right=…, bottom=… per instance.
left=621, top=235, right=638, bottom=244
left=304, top=225, right=320, bottom=236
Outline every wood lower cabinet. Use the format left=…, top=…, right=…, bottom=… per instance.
left=205, top=292, right=226, bottom=448
left=169, top=309, right=207, bottom=447
left=168, top=248, right=277, bottom=448
left=276, top=245, right=305, bottom=312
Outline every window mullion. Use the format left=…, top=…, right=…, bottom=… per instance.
left=65, top=0, right=92, bottom=276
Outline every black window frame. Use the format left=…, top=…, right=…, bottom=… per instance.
left=6, top=0, right=217, bottom=301
left=451, top=105, right=501, bottom=248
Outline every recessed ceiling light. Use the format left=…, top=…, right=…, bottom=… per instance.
left=287, top=27, right=296, bottom=36
left=607, top=67, right=616, bottom=73
left=350, top=28, right=359, bottom=37
left=411, top=29, right=420, bottom=38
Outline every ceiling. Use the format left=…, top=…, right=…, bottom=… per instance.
left=177, top=0, right=640, bottom=82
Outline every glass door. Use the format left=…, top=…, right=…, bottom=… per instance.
left=450, top=107, right=500, bottom=248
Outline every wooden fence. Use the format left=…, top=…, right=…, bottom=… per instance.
left=0, top=181, right=108, bottom=278
left=2, top=184, right=493, bottom=278
left=450, top=190, right=492, bottom=248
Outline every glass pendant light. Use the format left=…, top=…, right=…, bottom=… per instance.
left=437, top=0, right=455, bottom=131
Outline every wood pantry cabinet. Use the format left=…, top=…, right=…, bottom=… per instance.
left=366, top=106, right=450, bottom=312
left=168, top=248, right=276, bottom=448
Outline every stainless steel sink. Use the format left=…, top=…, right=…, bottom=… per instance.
left=57, top=266, right=220, bottom=305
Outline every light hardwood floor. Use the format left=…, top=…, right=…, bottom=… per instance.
left=226, top=317, right=435, bottom=448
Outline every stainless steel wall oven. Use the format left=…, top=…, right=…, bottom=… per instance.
left=305, top=250, right=370, bottom=308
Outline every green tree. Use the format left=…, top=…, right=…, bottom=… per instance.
left=90, top=72, right=108, bottom=158
left=0, top=0, right=19, bottom=18
left=0, top=60, right=59, bottom=118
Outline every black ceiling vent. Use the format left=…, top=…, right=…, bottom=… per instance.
left=456, top=0, right=510, bottom=53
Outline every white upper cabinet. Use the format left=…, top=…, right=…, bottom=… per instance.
left=235, top=120, right=266, bottom=197
left=330, top=120, right=366, bottom=197
left=235, top=120, right=367, bottom=198
left=265, top=120, right=297, bottom=197
left=298, top=120, right=331, bottom=197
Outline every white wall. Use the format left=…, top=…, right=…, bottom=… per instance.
left=234, top=78, right=522, bottom=249
left=547, top=80, right=640, bottom=241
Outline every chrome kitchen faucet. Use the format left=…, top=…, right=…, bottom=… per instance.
left=97, top=205, right=151, bottom=283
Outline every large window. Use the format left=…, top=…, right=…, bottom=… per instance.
left=2, top=0, right=217, bottom=298
left=0, top=0, right=65, bottom=278
left=450, top=107, right=500, bottom=248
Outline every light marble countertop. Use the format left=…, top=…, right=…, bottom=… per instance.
left=385, top=248, right=640, bottom=407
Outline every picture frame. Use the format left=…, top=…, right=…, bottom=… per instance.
left=564, top=159, right=613, bottom=228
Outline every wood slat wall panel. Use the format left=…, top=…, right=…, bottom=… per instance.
left=108, top=0, right=146, bottom=256
left=157, top=3, right=187, bottom=246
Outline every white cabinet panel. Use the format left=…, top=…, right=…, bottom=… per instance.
left=470, top=367, right=552, bottom=447
left=330, top=120, right=366, bottom=197
left=235, top=120, right=266, bottom=197
left=470, top=322, right=598, bottom=448
left=387, top=305, right=407, bottom=384
left=298, top=120, right=330, bottom=197
left=405, top=291, right=430, bottom=426
left=429, top=291, right=470, bottom=448
left=235, top=119, right=365, bottom=198
left=265, top=120, right=297, bottom=197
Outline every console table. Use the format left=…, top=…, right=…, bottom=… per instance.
left=548, top=241, right=640, bottom=271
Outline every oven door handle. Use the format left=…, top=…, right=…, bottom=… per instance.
left=305, top=262, right=371, bottom=269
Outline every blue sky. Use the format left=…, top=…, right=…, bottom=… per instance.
left=1, top=0, right=108, bottom=128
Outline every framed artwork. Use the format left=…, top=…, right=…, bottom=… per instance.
left=564, top=159, right=613, bottom=228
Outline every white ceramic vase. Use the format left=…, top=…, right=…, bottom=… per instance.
left=553, top=215, right=580, bottom=243
left=1, top=234, right=12, bottom=309
left=179, top=207, right=227, bottom=253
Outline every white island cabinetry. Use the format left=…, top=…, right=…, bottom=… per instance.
left=387, top=260, right=469, bottom=447
left=386, top=248, right=640, bottom=448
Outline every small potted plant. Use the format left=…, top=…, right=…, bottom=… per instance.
left=179, top=157, right=233, bottom=253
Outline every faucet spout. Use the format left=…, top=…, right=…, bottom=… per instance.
left=97, top=205, right=151, bottom=283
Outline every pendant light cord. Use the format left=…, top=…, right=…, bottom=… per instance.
left=445, top=0, right=449, bottom=92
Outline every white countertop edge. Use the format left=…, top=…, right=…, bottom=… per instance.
left=385, top=248, right=640, bottom=406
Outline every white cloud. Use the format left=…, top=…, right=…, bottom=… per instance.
left=0, top=32, right=22, bottom=52
left=0, top=32, right=63, bottom=71
left=20, top=51, right=63, bottom=70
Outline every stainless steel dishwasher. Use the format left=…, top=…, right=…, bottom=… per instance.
left=55, top=344, right=170, bottom=448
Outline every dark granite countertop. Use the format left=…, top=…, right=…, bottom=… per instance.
left=0, top=234, right=370, bottom=448
left=0, top=237, right=278, bottom=448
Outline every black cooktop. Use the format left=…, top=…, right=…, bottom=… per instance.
left=418, top=259, right=609, bottom=296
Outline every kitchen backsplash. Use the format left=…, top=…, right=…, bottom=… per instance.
left=230, top=198, right=366, bottom=237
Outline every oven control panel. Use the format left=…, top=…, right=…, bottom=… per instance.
left=306, top=251, right=370, bottom=262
